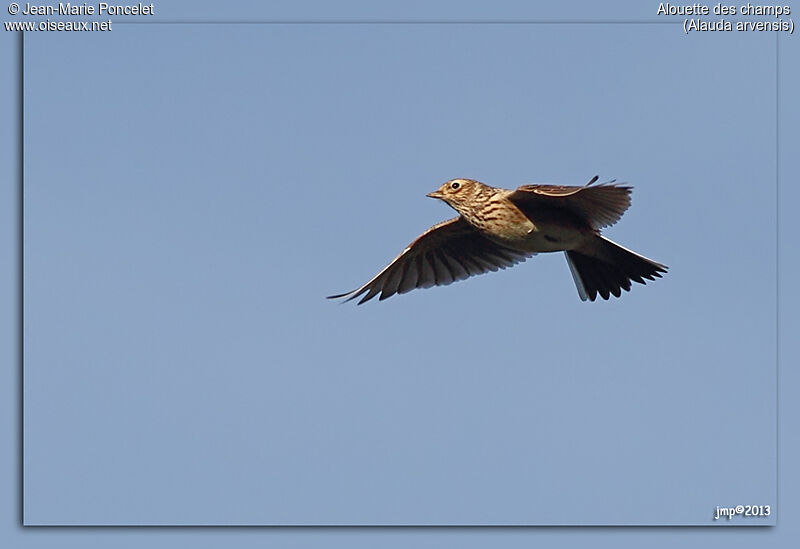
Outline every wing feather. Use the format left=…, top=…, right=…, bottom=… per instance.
left=328, top=217, right=531, bottom=304
left=508, top=176, right=632, bottom=230
left=441, top=251, right=470, bottom=281
left=432, top=250, right=455, bottom=286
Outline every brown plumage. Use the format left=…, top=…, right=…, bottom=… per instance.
left=329, top=176, right=667, bottom=304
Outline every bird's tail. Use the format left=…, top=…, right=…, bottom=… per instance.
left=565, top=235, right=667, bottom=301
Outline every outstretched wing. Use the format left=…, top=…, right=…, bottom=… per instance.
left=328, top=217, right=532, bottom=304
left=508, top=175, right=632, bottom=230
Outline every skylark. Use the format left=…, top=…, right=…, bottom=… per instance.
left=329, top=176, right=667, bottom=304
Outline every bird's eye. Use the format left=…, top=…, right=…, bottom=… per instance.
left=451, top=181, right=460, bottom=190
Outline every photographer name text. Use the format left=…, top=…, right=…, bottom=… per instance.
left=19, top=2, right=153, bottom=15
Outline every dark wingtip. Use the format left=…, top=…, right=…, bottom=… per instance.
left=586, top=175, right=625, bottom=189
left=327, top=291, right=358, bottom=302
left=652, top=262, right=669, bottom=275
left=328, top=288, right=372, bottom=304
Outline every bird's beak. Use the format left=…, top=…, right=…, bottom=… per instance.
left=427, top=189, right=444, bottom=200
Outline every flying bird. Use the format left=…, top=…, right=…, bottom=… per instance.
left=329, top=176, right=667, bottom=304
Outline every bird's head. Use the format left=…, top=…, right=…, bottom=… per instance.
left=427, top=178, right=490, bottom=214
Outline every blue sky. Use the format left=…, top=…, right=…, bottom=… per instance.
left=3, top=0, right=800, bottom=546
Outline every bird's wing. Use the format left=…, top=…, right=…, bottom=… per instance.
left=507, top=176, right=632, bottom=230
left=328, top=217, right=532, bottom=304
